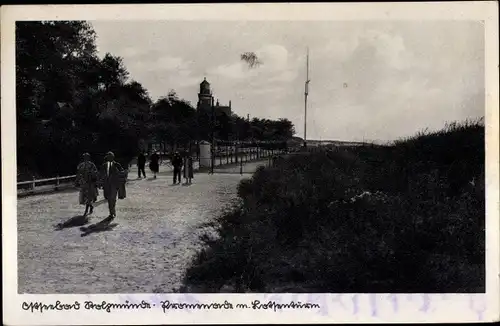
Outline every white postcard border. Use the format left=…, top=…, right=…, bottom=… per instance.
left=2, top=2, right=499, bottom=324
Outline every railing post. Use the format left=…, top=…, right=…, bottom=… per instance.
left=55, top=175, right=60, bottom=191
left=240, top=155, right=243, bottom=175
left=211, top=143, right=214, bottom=174
left=32, top=176, right=36, bottom=190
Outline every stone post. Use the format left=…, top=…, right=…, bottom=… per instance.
left=199, top=140, right=212, bottom=168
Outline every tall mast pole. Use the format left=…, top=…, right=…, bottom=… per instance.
left=304, top=47, right=310, bottom=148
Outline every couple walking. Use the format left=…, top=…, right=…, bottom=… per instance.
left=137, top=151, right=161, bottom=179
left=172, top=151, right=194, bottom=185
left=136, top=150, right=193, bottom=184
left=75, top=151, right=127, bottom=221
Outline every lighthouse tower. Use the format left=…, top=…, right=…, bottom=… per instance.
left=197, top=77, right=212, bottom=111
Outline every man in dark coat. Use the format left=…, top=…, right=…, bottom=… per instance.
left=171, top=151, right=183, bottom=185
left=99, top=151, right=127, bottom=222
left=137, top=152, right=146, bottom=179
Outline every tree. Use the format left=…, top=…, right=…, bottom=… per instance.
left=16, top=21, right=100, bottom=178
left=100, top=53, right=129, bottom=90
left=241, top=52, right=262, bottom=69
left=149, top=91, right=197, bottom=150
left=16, top=21, right=154, bottom=178
left=15, top=21, right=296, bottom=179
left=215, top=112, right=232, bottom=141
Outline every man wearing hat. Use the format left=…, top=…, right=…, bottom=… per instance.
left=99, top=151, right=127, bottom=222
left=171, top=150, right=183, bottom=185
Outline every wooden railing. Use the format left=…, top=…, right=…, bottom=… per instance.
left=17, top=147, right=287, bottom=194
left=17, top=175, right=78, bottom=193
left=209, top=147, right=287, bottom=174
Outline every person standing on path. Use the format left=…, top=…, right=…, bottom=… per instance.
left=172, top=151, right=183, bottom=185
left=183, top=151, right=194, bottom=185
left=75, top=153, right=99, bottom=216
left=137, top=152, right=146, bottom=179
left=99, top=151, right=127, bottom=222
left=149, top=151, right=160, bottom=179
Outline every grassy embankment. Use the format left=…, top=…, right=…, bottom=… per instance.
left=182, top=119, right=485, bottom=293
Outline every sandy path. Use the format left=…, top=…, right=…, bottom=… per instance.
left=17, top=161, right=268, bottom=293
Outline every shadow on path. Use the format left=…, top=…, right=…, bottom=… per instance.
left=93, top=199, right=107, bottom=207
left=80, top=220, right=119, bottom=237
left=54, top=215, right=89, bottom=230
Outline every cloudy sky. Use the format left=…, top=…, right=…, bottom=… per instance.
left=91, top=20, right=484, bottom=142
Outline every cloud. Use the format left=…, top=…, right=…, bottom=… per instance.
left=127, top=55, right=191, bottom=73
left=268, top=70, right=298, bottom=83
left=177, top=76, right=202, bottom=88
left=208, top=62, right=250, bottom=80
left=206, top=43, right=300, bottom=104
left=248, top=85, right=287, bottom=96
left=209, top=44, right=294, bottom=79
left=156, top=56, right=191, bottom=71
left=363, top=30, right=411, bottom=70
left=91, top=20, right=485, bottom=142
left=255, top=44, right=289, bottom=71
left=120, top=47, right=150, bottom=58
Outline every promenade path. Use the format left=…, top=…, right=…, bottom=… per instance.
left=17, top=160, right=270, bottom=294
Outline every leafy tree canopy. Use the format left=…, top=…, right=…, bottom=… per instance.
left=16, top=21, right=295, bottom=180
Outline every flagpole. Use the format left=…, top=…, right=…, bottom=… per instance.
left=304, top=47, right=310, bottom=148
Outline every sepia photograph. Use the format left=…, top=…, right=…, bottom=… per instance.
left=15, top=18, right=487, bottom=294
left=2, top=2, right=499, bottom=325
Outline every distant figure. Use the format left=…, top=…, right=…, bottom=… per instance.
left=149, top=152, right=160, bottom=179
left=137, top=152, right=146, bottom=179
left=75, top=153, right=99, bottom=216
left=172, top=151, right=183, bottom=185
left=99, top=151, right=127, bottom=222
left=183, top=152, right=194, bottom=185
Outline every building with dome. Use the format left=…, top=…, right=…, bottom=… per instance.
left=196, top=77, right=232, bottom=117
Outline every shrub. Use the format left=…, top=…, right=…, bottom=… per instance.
left=183, top=119, right=485, bottom=292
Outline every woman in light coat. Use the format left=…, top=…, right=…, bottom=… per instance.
left=183, top=152, right=194, bottom=185
left=75, top=153, right=99, bottom=216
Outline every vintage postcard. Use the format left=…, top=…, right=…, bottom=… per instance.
left=2, top=2, right=499, bottom=324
